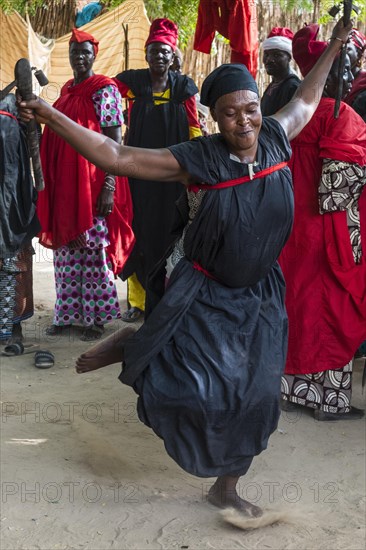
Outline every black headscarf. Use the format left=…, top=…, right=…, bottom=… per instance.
left=201, top=64, right=259, bottom=109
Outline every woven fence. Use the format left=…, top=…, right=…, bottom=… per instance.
left=28, top=0, right=76, bottom=38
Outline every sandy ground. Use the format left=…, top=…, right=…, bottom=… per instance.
left=1, top=243, right=365, bottom=550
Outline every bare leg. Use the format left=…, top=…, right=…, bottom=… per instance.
left=75, top=326, right=136, bottom=374
left=208, top=475, right=262, bottom=516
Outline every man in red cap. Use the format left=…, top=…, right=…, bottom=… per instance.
left=261, top=27, right=301, bottom=116
left=37, top=28, right=135, bottom=341
left=115, top=19, right=200, bottom=323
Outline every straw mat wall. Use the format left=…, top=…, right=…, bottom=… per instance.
left=0, top=10, right=28, bottom=89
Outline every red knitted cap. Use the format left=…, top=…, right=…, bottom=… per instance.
left=263, top=27, right=295, bottom=54
left=145, top=18, right=178, bottom=50
left=267, top=27, right=294, bottom=40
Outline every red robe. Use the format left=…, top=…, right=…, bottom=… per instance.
left=38, top=74, right=135, bottom=275
left=193, top=0, right=258, bottom=77
left=279, top=98, right=366, bottom=375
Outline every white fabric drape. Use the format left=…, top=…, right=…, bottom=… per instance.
left=27, top=14, right=55, bottom=95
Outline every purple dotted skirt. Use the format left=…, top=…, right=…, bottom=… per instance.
left=53, top=217, right=121, bottom=327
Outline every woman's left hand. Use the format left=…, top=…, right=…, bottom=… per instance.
left=96, top=186, right=114, bottom=217
left=330, top=16, right=353, bottom=45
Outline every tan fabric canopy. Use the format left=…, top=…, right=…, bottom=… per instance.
left=0, top=10, right=29, bottom=90
left=1, top=1, right=150, bottom=102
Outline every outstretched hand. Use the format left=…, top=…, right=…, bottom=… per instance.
left=16, top=93, right=54, bottom=125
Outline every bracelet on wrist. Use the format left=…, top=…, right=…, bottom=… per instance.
left=103, top=182, right=116, bottom=192
left=103, top=175, right=116, bottom=192
left=329, top=36, right=345, bottom=45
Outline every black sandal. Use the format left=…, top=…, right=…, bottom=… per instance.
left=80, top=324, right=105, bottom=342
left=314, top=406, right=364, bottom=421
left=35, top=350, right=55, bottom=369
left=2, top=342, right=24, bottom=356
left=121, top=307, right=144, bottom=323
left=2, top=343, right=39, bottom=356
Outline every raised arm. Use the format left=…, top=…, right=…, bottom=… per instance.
left=272, top=18, right=352, bottom=141
left=18, top=97, right=190, bottom=185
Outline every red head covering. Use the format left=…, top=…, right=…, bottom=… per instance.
left=267, top=27, right=294, bottom=40
left=69, top=28, right=99, bottom=56
left=263, top=27, right=294, bottom=55
left=145, top=18, right=178, bottom=50
left=350, top=28, right=366, bottom=53
left=292, top=24, right=327, bottom=77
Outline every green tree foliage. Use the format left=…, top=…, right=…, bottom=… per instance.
left=0, top=0, right=44, bottom=14
left=318, top=0, right=365, bottom=24
left=278, top=0, right=365, bottom=23
left=279, top=0, right=314, bottom=12
left=105, top=0, right=199, bottom=48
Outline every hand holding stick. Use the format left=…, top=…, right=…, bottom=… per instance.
left=333, top=1, right=353, bottom=118
left=15, top=59, right=47, bottom=191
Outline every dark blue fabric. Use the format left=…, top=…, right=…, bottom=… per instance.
left=120, top=117, right=294, bottom=477
left=0, top=94, right=40, bottom=259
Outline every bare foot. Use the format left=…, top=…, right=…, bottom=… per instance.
left=75, top=327, right=136, bottom=374
left=208, top=478, right=262, bottom=517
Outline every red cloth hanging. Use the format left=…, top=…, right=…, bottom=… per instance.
left=193, top=0, right=258, bottom=77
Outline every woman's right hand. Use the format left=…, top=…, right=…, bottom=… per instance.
left=16, top=94, right=54, bottom=125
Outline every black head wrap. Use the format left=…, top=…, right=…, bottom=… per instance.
left=200, top=64, right=259, bottom=109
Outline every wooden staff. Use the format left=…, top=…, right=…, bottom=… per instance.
left=15, top=58, right=46, bottom=191
left=334, top=0, right=353, bottom=118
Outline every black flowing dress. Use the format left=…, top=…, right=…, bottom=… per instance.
left=0, top=94, right=40, bottom=259
left=115, top=69, right=198, bottom=288
left=120, top=118, right=294, bottom=478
